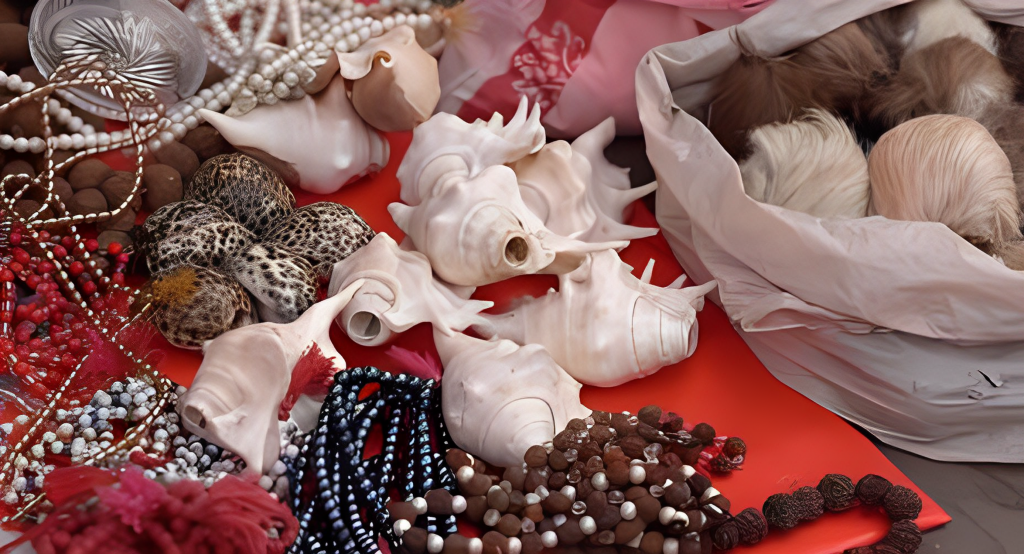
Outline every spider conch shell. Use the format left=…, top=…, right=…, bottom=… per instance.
left=389, top=97, right=626, bottom=286
left=198, top=67, right=388, bottom=195
left=477, top=250, right=717, bottom=387
left=327, top=233, right=493, bottom=347
left=510, top=117, right=659, bottom=244
left=179, top=280, right=365, bottom=475
left=335, top=25, right=440, bottom=132
left=435, top=331, right=590, bottom=467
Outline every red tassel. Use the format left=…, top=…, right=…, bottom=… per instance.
left=279, top=343, right=338, bottom=420
left=386, top=346, right=442, bottom=382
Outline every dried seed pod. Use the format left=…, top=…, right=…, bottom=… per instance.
left=791, top=486, right=825, bottom=521
left=817, top=474, right=860, bottom=512
left=638, top=406, right=662, bottom=427
left=856, top=474, right=893, bottom=505
left=882, top=519, right=923, bottom=553
left=143, top=265, right=258, bottom=349
left=883, top=485, right=922, bottom=521
left=713, top=521, right=740, bottom=550
left=763, top=493, right=800, bottom=530
left=731, top=508, right=769, bottom=545
left=690, top=423, right=716, bottom=445
left=185, top=153, right=295, bottom=235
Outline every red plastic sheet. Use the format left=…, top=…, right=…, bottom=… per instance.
left=155, top=132, right=950, bottom=553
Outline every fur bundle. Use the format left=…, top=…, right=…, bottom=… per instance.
left=902, top=0, right=998, bottom=55
left=868, top=114, right=1024, bottom=269
left=708, top=23, right=890, bottom=158
left=978, top=103, right=1024, bottom=207
left=741, top=109, right=870, bottom=219
left=865, top=36, right=1013, bottom=131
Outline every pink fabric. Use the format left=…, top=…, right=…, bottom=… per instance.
left=438, top=0, right=769, bottom=137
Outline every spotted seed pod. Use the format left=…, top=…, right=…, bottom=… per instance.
left=882, top=485, right=922, bottom=522
left=136, top=200, right=255, bottom=273
left=140, top=265, right=258, bottom=349
left=264, top=201, right=375, bottom=276
left=762, top=493, right=799, bottom=530
left=817, top=474, right=859, bottom=512
left=185, top=153, right=295, bottom=235
left=226, top=242, right=318, bottom=323
left=713, top=520, right=740, bottom=550
left=856, top=474, right=893, bottom=505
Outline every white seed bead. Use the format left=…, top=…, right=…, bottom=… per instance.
left=629, top=465, right=646, bottom=484
left=620, top=501, right=637, bottom=520
left=411, top=496, right=428, bottom=514
left=51, top=441, right=64, bottom=455
left=663, top=538, right=680, bottom=554
left=0, top=135, right=13, bottom=149
left=12, top=137, right=28, bottom=153
left=71, top=134, right=85, bottom=149
left=67, top=116, right=83, bottom=132
left=579, top=516, right=597, bottom=535
left=28, top=137, right=45, bottom=153
left=451, top=495, right=467, bottom=514
left=659, top=506, right=677, bottom=526
left=541, top=531, right=558, bottom=548
left=426, top=534, right=443, bottom=554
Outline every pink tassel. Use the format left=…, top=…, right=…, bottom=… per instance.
left=386, top=346, right=442, bottom=382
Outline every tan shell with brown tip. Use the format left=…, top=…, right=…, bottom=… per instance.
left=338, top=25, right=440, bottom=132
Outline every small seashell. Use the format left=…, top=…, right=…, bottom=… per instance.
left=226, top=242, right=318, bottom=323
left=337, top=25, right=440, bottom=132
left=265, top=202, right=375, bottom=276
left=137, top=200, right=255, bottom=273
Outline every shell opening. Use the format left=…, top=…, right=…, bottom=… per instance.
left=348, top=311, right=383, bottom=341
left=504, top=236, right=529, bottom=266
left=184, top=405, right=207, bottom=429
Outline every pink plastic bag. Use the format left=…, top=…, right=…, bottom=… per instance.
left=436, top=0, right=768, bottom=138
left=639, top=0, right=1024, bottom=462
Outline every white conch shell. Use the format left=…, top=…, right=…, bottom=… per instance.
left=327, top=233, right=493, bottom=346
left=435, top=331, right=590, bottom=468
left=198, top=71, right=388, bottom=195
left=389, top=98, right=626, bottom=286
left=335, top=25, right=440, bottom=132
left=510, top=117, right=658, bottom=244
left=477, top=250, right=717, bottom=387
left=178, top=280, right=365, bottom=475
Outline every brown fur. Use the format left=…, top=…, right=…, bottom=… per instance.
left=708, top=23, right=890, bottom=159
left=856, top=5, right=914, bottom=72
left=993, top=22, right=1024, bottom=102
left=978, top=102, right=1024, bottom=212
left=864, top=36, right=1013, bottom=131
left=985, top=241, right=1024, bottom=271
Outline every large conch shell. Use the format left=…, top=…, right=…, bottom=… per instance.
left=435, top=331, right=590, bottom=467
left=389, top=97, right=625, bottom=286
left=198, top=67, right=388, bottom=195
left=334, top=25, right=440, bottom=132
left=178, top=280, right=365, bottom=475
left=510, top=118, right=658, bottom=244
left=327, top=233, right=492, bottom=347
left=477, top=250, right=717, bottom=387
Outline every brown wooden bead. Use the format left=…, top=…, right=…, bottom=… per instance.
left=585, top=491, right=608, bottom=518
left=589, top=424, right=614, bottom=445
left=497, top=514, right=521, bottom=537
left=549, top=449, right=569, bottom=471
left=524, top=469, right=549, bottom=494
left=387, top=500, right=420, bottom=524
left=614, top=518, right=646, bottom=545
left=442, top=534, right=475, bottom=554
left=548, top=472, right=567, bottom=490
left=610, top=413, right=635, bottom=436
left=556, top=515, right=586, bottom=546
left=523, top=503, right=544, bottom=523
left=425, top=489, right=454, bottom=516
left=638, top=406, right=662, bottom=427
left=604, top=446, right=629, bottom=467
left=541, top=491, right=573, bottom=514
left=507, top=490, right=526, bottom=515
left=402, top=527, right=428, bottom=554
left=520, top=532, right=544, bottom=554
left=619, top=435, right=648, bottom=459
left=180, top=125, right=232, bottom=161
left=142, top=164, right=184, bottom=212
left=481, top=531, right=508, bottom=554
left=640, top=530, right=665, bottom=554
left=665, top=482, right=692, bottom=509
left=460, top=470, right=495, bottom=497
left=524, top=445, right=548, bottom=467
left=607, top=461, right=630, bottom=487
left=625, top=486, right=651, bottom=502
left=502, top=466, right=526, bottom=492
left=466, top=496, right=490, bottom=523
left=154, top=140, right=200, bottom=183
left=66, top=189, right=107, bottom=216
left=595, top=504, right=623, bottom=530
left=685, top=509, right=706, bottom=533
left=446, top=449, right=474, bottom=470
left=68, top=159, right=114, bottom=191
left=635, top=495, right=662, bottom=524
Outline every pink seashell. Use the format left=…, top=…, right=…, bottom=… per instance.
left=178, top=280, right=365, bottom=474
left=337, top=25, right=440, bottom=132
left=327, top=233, right=492, bottom=347
left=435, top=331, right=590, bottom=467
left=477, top=250, right=716, bottom=387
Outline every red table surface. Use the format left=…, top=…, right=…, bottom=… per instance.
left=153, top=132, right=950, bottom=553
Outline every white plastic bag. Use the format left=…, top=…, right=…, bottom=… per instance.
left=638, top=0, right=1024, bottom=462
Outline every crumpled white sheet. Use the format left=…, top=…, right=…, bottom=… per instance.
left=638, top=0, right=1024, bottom=462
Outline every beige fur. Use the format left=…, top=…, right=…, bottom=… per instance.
left=709, top=23, right=890, bottom=158
left=978, top=103, right=1024, bottom=210
left=869, top=115, right=1023, bottom=267
left=741, top=110, right=870, bottom=219
left=903, top=0, right=998, bottom=55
